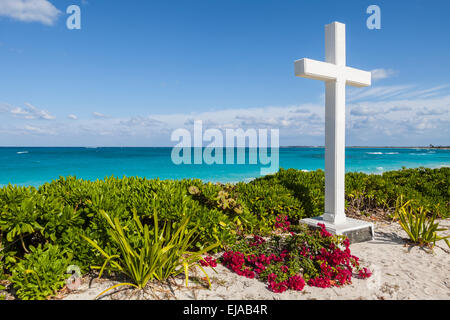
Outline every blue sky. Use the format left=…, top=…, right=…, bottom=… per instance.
left=0, top=0, right=449, bottom=146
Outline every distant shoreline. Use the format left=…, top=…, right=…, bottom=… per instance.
left=0, top=146, right=449, bottom=149
left=282, top=146, right=450, bottom=149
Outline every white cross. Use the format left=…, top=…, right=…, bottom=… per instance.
left=295, top=22, right=371, bottom=224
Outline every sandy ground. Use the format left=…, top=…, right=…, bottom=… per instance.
left=62, top=219, right=450, bottom=300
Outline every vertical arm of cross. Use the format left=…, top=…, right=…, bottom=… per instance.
left=326, top=22, right=346, bottom=66
left=323, top=22, right=347, bottom=224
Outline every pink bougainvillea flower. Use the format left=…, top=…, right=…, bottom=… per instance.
left=200, top=256, right=217, bottom=267
left=358, top=267, right=372, bottom=279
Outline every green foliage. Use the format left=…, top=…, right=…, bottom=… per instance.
left=396, top=201, right=450, bottom=249
left=10, top=244, right=70, bottom=300
left=236, top=167, right=449, bottom=221
left=235, top=183, right=301, bottom=231
left=83, top=208, right=218, bottom=296
left=346, top=167, right=449, bottom=217
left=0, top=282, right=5, bottom=300
left=188, top=182, right=257, bottom=237
left=0, top=186, right=45, bottom=252
left=0, top=167, right=447, bottom=299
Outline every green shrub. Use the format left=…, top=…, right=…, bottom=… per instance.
left=346, top=167, right=449, bottom=217
left=235, top=179, right=304, bottom=231
left=0, top=186, right=45, bottom=253
left=188, top=182, right=257, bottom=238
left=10, top=244, right=71, bottom=300
left=236, top=168, right=326, bottom=223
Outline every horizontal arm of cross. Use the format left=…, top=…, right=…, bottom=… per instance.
left=344, top=66, right=371, bottom=87
left=294, top=58, right=371, bottom=87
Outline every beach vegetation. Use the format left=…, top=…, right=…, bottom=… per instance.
left=345, top=167, right=449, bottom=218
left=0, top=167, right=447, bottom=299
left=0, top=186, right=45, bottom=253
left=83, top=208, right=219, bottom=298
left=222, top=221, right=368, bottom=293
left=396, top=200, right=450, bottom=249
left=10, top=244, right=70, bottom=300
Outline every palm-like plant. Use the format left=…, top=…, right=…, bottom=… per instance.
left=83, top=207, right=219, bottom=298
left=396, top=202, right=450, bottom=249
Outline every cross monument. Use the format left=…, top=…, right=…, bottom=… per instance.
left=295, top=22, right=374, bottom=242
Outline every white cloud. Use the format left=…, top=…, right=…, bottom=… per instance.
left=24, top=102, right=55, bottom=120
left=0, top=84, right=449, bottom=146
left=23, top=124, right=56, bottom=135
left=348, top=85, right=413, bottom=102
left=11, top=107, right=30, bottom=117
left=0, top=102, right=55, bottom=120
left=93, top=112, right=108, bottom=118
left=0, top=0, right=61, bottom=25
left=348, top=83, right=450, bottom=103
left=370, top=68, right=397, bottom=81
left=68, top=114, right=78, bottom=120
left=291, top=108, right=310, bottom=114
left=393, top=84, right=450, bottom=100
left=347, top=93, right=450, bottom=144
left=416, top=107, right=448, bottom=116
left=387, top=106, right=411, bottom=112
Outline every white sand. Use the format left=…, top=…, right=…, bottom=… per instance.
left=62, top=219, right=450, bottom=300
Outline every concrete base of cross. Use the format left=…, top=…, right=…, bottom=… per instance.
left=300, top=216, right=374, bottom=243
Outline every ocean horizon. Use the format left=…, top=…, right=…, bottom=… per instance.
left=1, top=147, right=449, bottom=187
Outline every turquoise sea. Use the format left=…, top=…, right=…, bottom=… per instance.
left=0, top=147, right=449, bottom=187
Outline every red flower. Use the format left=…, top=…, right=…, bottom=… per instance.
left=287, top=275, right=305, bottom=291
left=267, top=273, right=277, bottom=282
left=318, top=223, right=333, bottom=238
left=268, top=280, right=288, bottom=293
left=308, top=276, right=331, bottom=288
left=274, top=214, right=291, bottom=232
left=358, top=267, right=372, bottom=279
left=249, top=235, right=266, bottom=247
left=199, top=256, right=217, bottom=267
left=343, top=238, right=350, bottom=248
left=220, top=230, right=370, bottom=294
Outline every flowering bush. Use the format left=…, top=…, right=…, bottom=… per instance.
left=221, top=223, right=371, bottom=293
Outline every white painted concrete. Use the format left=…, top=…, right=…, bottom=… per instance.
left=295, top=22, right=373, bottom=237
left=301, top=216, right=374, bottom=239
